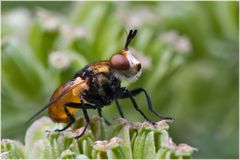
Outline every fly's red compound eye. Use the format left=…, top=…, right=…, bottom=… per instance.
left=110, top=54, right=130, bottom=70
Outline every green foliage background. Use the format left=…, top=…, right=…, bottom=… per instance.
left=1, top=1, right=239, bottom=158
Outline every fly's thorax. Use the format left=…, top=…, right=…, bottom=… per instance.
left=83, top=72, right=121, bottom=105
left=90, top=73, right=121, bottom=94
left=74, top=61, right=111, bottom=80
left=109, top=50, right=142, bottom=80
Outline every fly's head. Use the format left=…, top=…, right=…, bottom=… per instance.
left=109, top=29, right=142, bottom=80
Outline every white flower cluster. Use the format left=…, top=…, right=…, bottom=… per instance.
left=37, top=9, right=60, bottom=31
left=49, top=51, right=71, bottom=69
left=159, top=31, right=192, bottom=53
left=2, top=8, right=31, bottom=40
left=60, top=24, right=88, bottom=40
left=117, top=6, right=159, bottom=27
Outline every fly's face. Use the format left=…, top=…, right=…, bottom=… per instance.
left=109, top=50, right=142, bottom=79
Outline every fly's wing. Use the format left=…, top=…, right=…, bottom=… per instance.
left=25, top=77, right=88, bottom=125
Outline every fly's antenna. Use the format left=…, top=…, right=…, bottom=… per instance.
left=124, top=29, right=138, bottom=51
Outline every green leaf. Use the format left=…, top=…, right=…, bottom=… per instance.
left=28, top=21, right=59, bottom=66
left=2, top=39, right=46, bottom=98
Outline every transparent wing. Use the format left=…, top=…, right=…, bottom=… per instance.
left=25, top=78, right=86, bottom=125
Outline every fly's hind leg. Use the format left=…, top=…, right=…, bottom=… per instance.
left=74, top=107, right=90, bottom=139
left=55, top=107, right=75, bottom=132
left=55, top=102, right=95, bottom=132
left=59, top=101, right=92, bottom=139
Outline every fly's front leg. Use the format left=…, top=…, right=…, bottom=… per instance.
left=130, top=88, right=173, bottom=120
left=118, top=88, right=153, bottom=123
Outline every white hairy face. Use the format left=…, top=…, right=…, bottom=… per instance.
left=109, top=50, right=142, bottom=80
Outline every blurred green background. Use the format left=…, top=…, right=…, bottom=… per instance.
left=1, top=1, right=239, bottom=158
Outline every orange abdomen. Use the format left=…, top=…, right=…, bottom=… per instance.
left=48, top=82, right=80, bottom=123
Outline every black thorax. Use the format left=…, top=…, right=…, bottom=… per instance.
left=75, top=67, right=121, bottom=106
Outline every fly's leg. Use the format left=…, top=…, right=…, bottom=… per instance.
left=114, top=99, right=125, bottom=118
left=64, top=102, right=96, bottom=109
left=82, top=93, right=111, bottom=125
left=118, top=88, right=153, bottom=123
left=54, top=102, right=95, bottom=132
left=74, top=107, right=90, bottom=139
left=66, top=101, right=111, bottom=126
left=59, top=101, right=92, bottom=139
left=130, top=88, right=173, bottom=120
left=55, top=107, right=75, bottom=132
left=97, top=108, right=111, bottom=125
